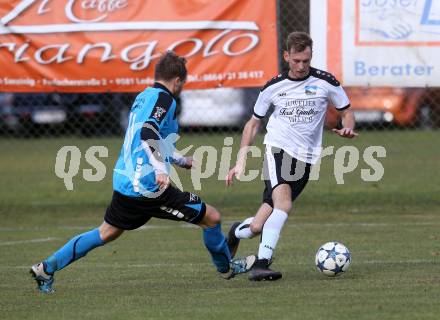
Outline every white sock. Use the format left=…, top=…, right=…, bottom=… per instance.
left=234, top=217, right=256, bottom=239
left=258, top=208, right=288, bottom=260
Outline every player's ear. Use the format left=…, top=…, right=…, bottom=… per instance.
left=172, top=77, right=185, bottom=95
left=175, top=76, right=185, bottom=86
left=283, top=50, right=290, bottom=62
left=172, top=77, right=181, bottom=89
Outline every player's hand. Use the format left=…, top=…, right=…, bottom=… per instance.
left=155, top=173, right=170, bottom=189
left=332, top=128, right=358, bottom=138
left=180, top=156, right=196, bottom=169
left=225, top=165, right=243, bottom=187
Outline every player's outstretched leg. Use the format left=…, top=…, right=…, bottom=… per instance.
left=30, top=222, right=122, bottom=293
left=201, top=205, right=256, bottom=278
left=30, top=227, right=104, bottom=293
left=203, top=223, right=231, bottom=273
left=203, top=225, right=256, bottom=279
left=29, top=262, right=55, bottom=294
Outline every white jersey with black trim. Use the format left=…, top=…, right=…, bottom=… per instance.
left=253, top=67, right=350, bottom=164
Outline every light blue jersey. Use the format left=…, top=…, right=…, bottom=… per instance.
left=113, top=83, right=178, bottom=197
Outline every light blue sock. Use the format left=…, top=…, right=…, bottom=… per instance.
left=203, top=224, right=231, bottom=273
left=44, top=228, right=104, bottom=274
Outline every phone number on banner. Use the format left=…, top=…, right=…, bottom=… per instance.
left=188, top=70, right=265, bottom=82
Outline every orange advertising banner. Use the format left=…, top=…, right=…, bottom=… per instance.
left=0, top=0, right=278, bottom=92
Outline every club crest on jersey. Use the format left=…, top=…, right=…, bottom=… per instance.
left=305, top=85, right=318, bottom=95
left=153, top=106, right=166, bottom=121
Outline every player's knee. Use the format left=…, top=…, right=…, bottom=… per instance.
left=99, top=223, right=123, bottom=243
left=99, top=230, right=119, bottom=243
left=202, top=205, right=222, bottom=227
left=275, top=200, right=292, bottom=213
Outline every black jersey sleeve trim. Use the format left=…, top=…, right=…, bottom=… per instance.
left=141, top=121, right=161, bottom=153
left=310, top=67, right=341, bottom=86
left=147, top=91, right=174, bottom=126
left=253, top=112, right=265, bottom=119
left=337, top=104, right=351, bottom=111
left=260, top=73, right=287, bottom=92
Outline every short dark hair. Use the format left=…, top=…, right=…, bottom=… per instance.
left=286, top=32, right=313, bottom=53
left=154, top=51, right=187, bottom=81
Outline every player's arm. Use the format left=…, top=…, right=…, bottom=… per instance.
left=328, top=83, right=358, bottom=139
left=238, top=115, right=261, bottom=162
left=226, top=87, right=270, bottom=186
left=226, top=116, right=262, bottom=186
left=332, top=108, right=358, bottom=138
left=170, top=151, right=195, bottom=169
left=141, top=92, right=174, bottom=189
left=141, top=122, right=170, bottom=189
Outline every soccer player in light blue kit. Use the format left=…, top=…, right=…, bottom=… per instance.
left=30, top=51, right=255, bottom=293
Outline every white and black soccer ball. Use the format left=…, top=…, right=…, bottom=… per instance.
left=315, top=242, right=351, bottom=277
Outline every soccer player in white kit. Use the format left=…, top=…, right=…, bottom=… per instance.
left=226, top=32, right=358, bottom=281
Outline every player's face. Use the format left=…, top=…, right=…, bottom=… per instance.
left=284, top=46, right=312, bottom=79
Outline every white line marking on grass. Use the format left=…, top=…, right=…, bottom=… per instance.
left=0, top=224, right=199, bottom=232
left=1, top=262, right=212, bottom=270
left=288, top=222, right=440, bottom=228
left=1, top=259, right=436, bottom=270
left=137, top=224, right=198, bottom=230
left=0, top=237, right=58, bottom=246
left=1, top=221, right=439, bottom=232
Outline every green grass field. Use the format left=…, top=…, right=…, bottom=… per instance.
left=1, top=130, right=439, bottom=320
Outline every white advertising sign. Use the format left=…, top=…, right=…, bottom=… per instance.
left=310, top=0, right=440, bottom=87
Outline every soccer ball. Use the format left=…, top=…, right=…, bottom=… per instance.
left=315, top=242, right=351, bottom=277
